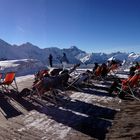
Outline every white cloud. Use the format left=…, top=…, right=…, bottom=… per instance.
left=17, top=26, right=25, bottom=33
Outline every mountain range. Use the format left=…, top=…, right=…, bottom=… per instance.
left=0, top=38, right=140, bottom=64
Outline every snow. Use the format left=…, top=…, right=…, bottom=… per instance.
left=128, top=52, right=140, bottom=62
left=0, top=60, right=20, bottom=67
left=16, top=74, right=34, bottom=82
left=0, top=59, right=46, bottom=76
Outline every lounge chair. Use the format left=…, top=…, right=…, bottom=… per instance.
left=0, top=72, right=18, bottom=93
left=110, top=69, right=140, bottom=101
left=30, top=71, right=70, bottom=104
left=0, top=73, right=2, bottom=82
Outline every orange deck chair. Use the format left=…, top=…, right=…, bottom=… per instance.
left=0, top=72, right=18, bottom=93
left=94, top=66, right=102, bottom=76
left=118, top=70, right=140, bottom=100
left=108, top=64, right=119, bottom=74
left=94, top=65, right=109, bottom=80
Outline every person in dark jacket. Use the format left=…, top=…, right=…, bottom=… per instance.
left=129, top=66, right=136, bottom=77
left=48, top=54, right=53, bottom=67
left=101, top=63, right=108, bottom=77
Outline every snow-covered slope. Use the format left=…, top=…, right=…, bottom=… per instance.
left=107, top=52, right=128, bottom=62
left=82, top=53, right=108, bottom=64
left=0, top=59, right=46, bottom=76
left=128, top=52, right=140, bottom=62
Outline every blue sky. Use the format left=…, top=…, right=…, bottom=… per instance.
left=0, top=0, right=140, bottom=53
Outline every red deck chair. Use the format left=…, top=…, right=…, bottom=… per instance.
left=93, top=65, right=109, bottom=80
left=118, top=70, right=140, bottom=100
left=30, top=72, right=70, bottom=104
left=35, top=69, right=49, bottom=81
left=108, top=64, right=119, bottom=74
left=94, top=66, right=102, bottom=76
left=0, top=72, right=18, bottom=93
left=30, top=80, right=62, bottom=105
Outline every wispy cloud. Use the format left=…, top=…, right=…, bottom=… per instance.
left=17, top=26, right=25, bottom=33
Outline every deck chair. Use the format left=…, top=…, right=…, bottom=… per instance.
left=0, top=73, right=3, bottom=82
left=69, top=63, right=81, bottom=76
left=94, top=66, right=102, bottom=76
left=34, top=68, right=64, bottom=84
left=30, top=64, right=80, bottom=104
left=108, top=64, right=119, bottom=75
left=111, top=70, right=140, bottom=101
left=66, top=70, right=93, bottom=91
left=34, top=69, right=49, bottom=81
left=92, top=65, right=108, bottom=81
left=93, top=64, right=119, bottom=81
left=30, top=72, right=70, bottom=105
left=0, top=72, right=18, bottom=93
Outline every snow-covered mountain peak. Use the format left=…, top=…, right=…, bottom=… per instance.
left=70, top=46, right=79, bottom=49
left=128, top=52, right=136, bottom=57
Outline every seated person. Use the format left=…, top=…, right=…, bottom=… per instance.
left=129, top=62, right=140, bottom=77
left=109, top=69, right=140, bottom=98
left=129, top=65, right=136, bottom=77
left=92, top=62, right=99, bottom=73
left=94, top=63, right=108, bottom=77
left=33, top=72, right=69, bottom=96
left=100, top=63, right=108, bottom=77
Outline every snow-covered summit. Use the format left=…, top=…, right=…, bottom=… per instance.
left=128, top=52, right=140, bottom=61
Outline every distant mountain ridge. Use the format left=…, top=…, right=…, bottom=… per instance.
left=0, top=38, right=140, bottom=64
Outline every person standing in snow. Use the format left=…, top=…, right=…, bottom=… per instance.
left=61, top=53, right=69, bottom=70
left=48, top=54, right=53, bottom=67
